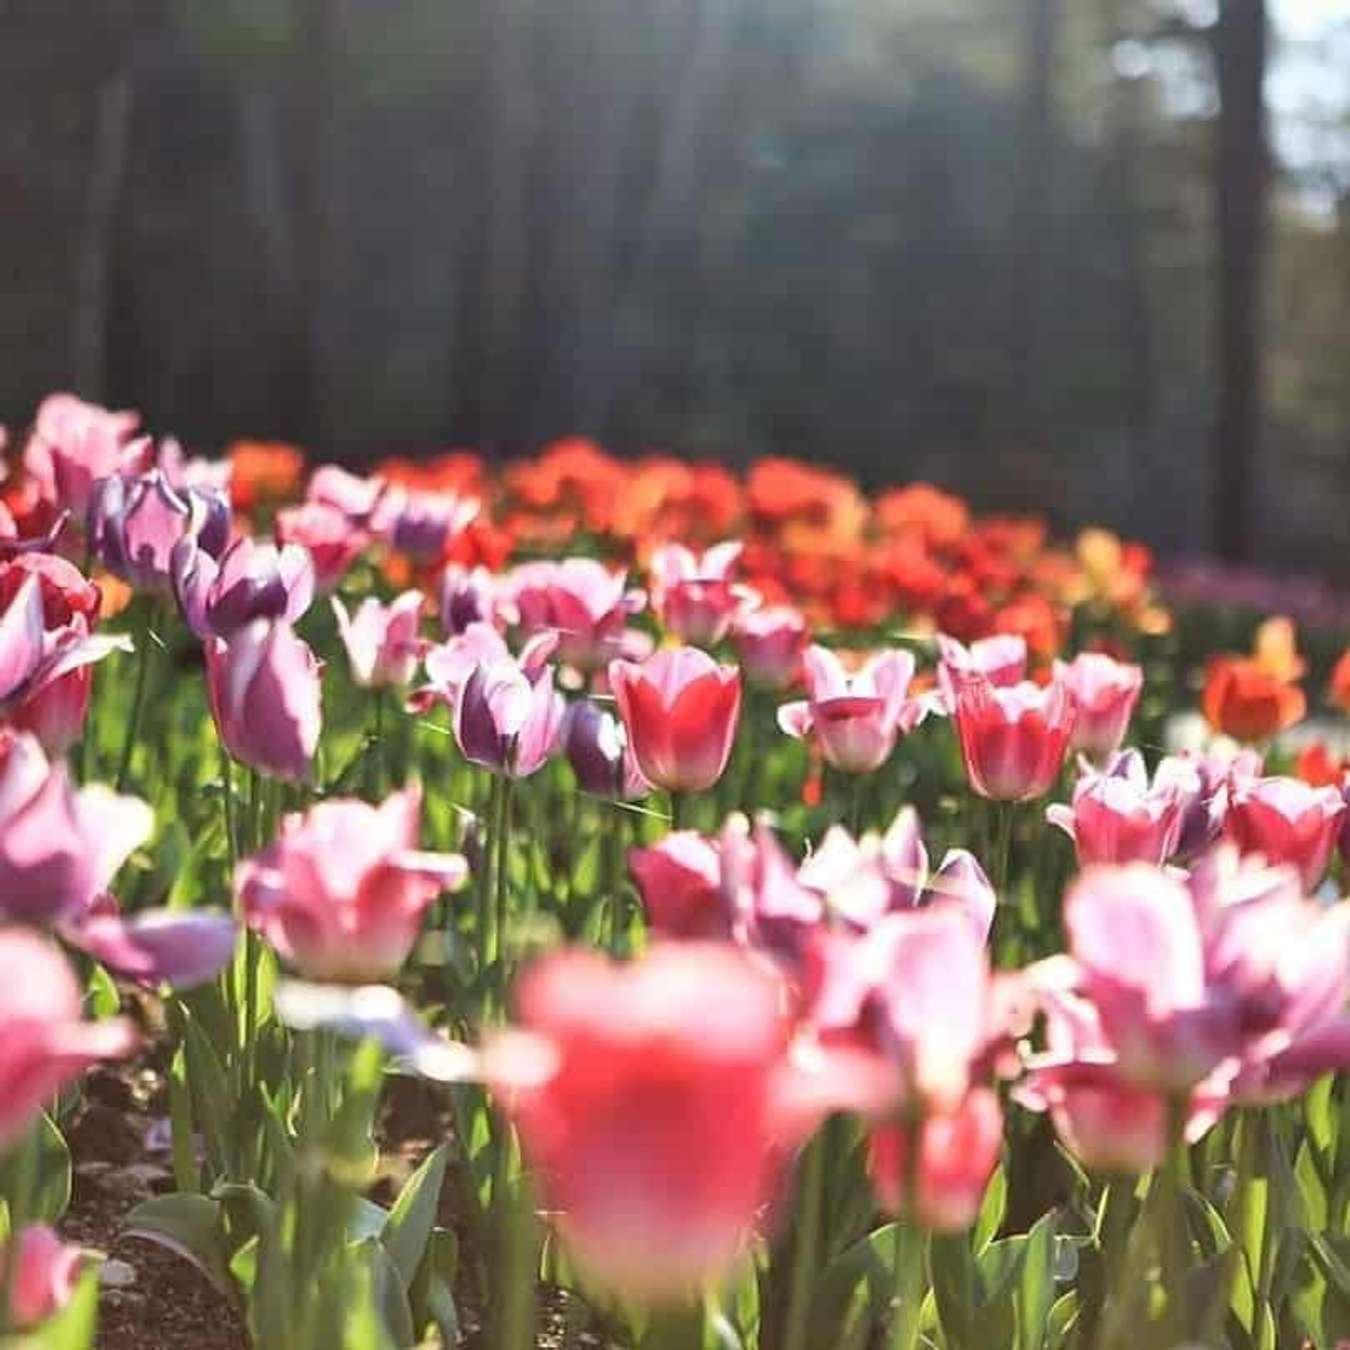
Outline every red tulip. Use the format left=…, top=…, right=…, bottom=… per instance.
left=488, top=943, right=805, bottom=1299
left=950, top=672, right=1075, bottom=801
left=609, top=647, right=741, bottom=792
left=1225, top=774, right=1346, bottom=891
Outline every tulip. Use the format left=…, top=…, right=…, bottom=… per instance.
left=410, top=622, right=516, bottom=714
left=935, top=633, right=1027, bottom=711
left=732, top=604, right=808, bottom=690
left=306, top=464, right=387, bottom=524
left=237, top=786, right=467, bottom=982
left=0, top=731, right=152, bottom=926
left=205, top=619, right=323, bottom=781
left=1046, top=749, right=1198, bottom=866
left=1054, top=651, right=1143, bottom=760
left=867, top=1088, right=1003, bottom=1230
left=1225, top=774, right=1346, bottom=891
left=718, top=814, right=825, bottom=968
left=0, top=928, right=137, bottom=1151
left=23, top=392, right=148, bottom=520
left=649, top=540, right=751, bottom=646
left=375, top=485, right=478, bottom=561
left=332, top=590, right=427, bottom=689
left=2, top=1226, right=85, bottom=1329
left=275, top=501, right=367, bottom=593
left=778, top=646, right=931, bottom=775
left=486, top=943, right=803, bottom=1299
left=949, top=671, right=1075, bottom=801
left=629, top=831, right=727, bottom=939
left=0, top=555, right=127, bottom=755
left=454, top=642, right=565, bottom=779
left=172, top=532, right=314, bottom=639
left=561, top=699, right=649, bottom=801
left=511, top=558, right=644, bottom=671
left=438, top=563, right=504, bottom=637
left=610, top=647, right=741, bottom=793
left=89, top=469, right=230, bottom=593
left=1201, top=655, right=1305, bottom=743
left=1169, top=747, right=1262, bottom=861
left=797, top=806, right=996, bottom=940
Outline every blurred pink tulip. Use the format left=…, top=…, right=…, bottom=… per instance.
left=0, top=731, right=152, bottom=925
left=732, top=605, right=808, bottom=690
left=0, top=928, right=136, bottom=1151
left=2, top=1226, right=85, bottom=1329
left=275, top=501, right=367, bottom=593
left=205, top=619, right=323, bottom=782
left=868, top=1088, right=1003, bottom=1230
left=237, top=786, right=467, bottom=982
left=173, top=532, right=314, bottom=639
left=23, top=393, right=147, bottom=520
left=1167, top=747, right=1262, bottom=861
left=649, top=540, right=750, bottom=646
left=89, top=469, right=229, bottom=593
left=487, top=943, right=806, bottom=1299
left=1225, top=774, right=1346, bottom=891
left=438, top=563, right=506, bottom=637
left=512, top=559, right=643, bottom=671
left=333, top=590, right=427, bottom=689
left=610, top=647, right=741, bottom=792
left=629, top=831, right=727, bottom=939
left=1054, top=652, right=1143, bottom=760
left=1046, top=749, right=1199, bottom=866
left=950, top=672, right=1075, bottom=801
left=778, top=646, right=932, bottom=774
left=375, top=486, right=478, bottom=561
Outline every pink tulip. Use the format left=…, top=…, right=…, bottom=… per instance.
left=375, top=486, right=478, bottom=561
left=950, top=672, right=1075, bottom=801
left=0, top=556, right=128, bottom=755
left=868, top=1088, right=1003, bottom=1230
left=512, top=559, right=643, bottom=671
left=1054, top=652, right=1144, bottom=760
left=205, top=619, right=323, bottom=781
left=778, top=646, right=932, bottom=774
left=1014, top=986, right=1222, bottom=1173
left=438, top=564, right=505, bottom=637
left=409, top=623, right=515, bottom=714
left=798, top=806, right=995, bottom=940
left=560, top=699, right=649, bottom=801
left=648, top=541, right=751, bottom=646
left=237, top=786, right=467, bottom=982
left=1046, top=749, right=1199, bottom=866
left=23, top=393, right=148, bottom=520
left=454, top=646, right=565, bottom=778
left=1225, top=774, right=1346, bottom=891
left=333, top=590, right=427, bottom=689
left=173, top=532, right=314, bottom=639
left=486, top=943, right=805, bottom=1298
left=306, top=464, right=387, bottom=524
left=2, top=1226, right=85, bottom=1329
left=629, top=831, right=727, bottom=939
left=732, top=605, right=808, bottom=691
left=718, top=814, right=826, bottom=968
left=0, top=928, right=137, bottom=1151
left=65, top=895, right=237, bottom=989
left=89, top=469, right=230, bottom=593
left=610, top=647, right=741, bottom=792
left=935, top=633, right=1027, bottom=711
left=275, top=501, right=367, bottom=593
left=0, top=731, right=152, bottom=925
left=1169, top=748, right=1263, bottom=861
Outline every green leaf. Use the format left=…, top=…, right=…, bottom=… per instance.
left=30, top=1115, right=72, bottom=1225
left=354, top=1236, right=416, bottom=1348
left=974, top=1165, right=1007, bottom=1255
left=931, top=1233, right=977, bottom=1350
left=123, top=1193, right=233, bottom=1298
left=381, top=1144, right=449, bottom=1289
left=85, top=964, right=120, bottom=1019
left=1016, top=1211, right=1056, bottom=1349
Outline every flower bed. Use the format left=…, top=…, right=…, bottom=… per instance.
left=1, top=393, right=1349, bottom=1349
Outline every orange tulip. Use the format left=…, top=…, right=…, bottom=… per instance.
left=1202, top=656, right=1306, bottom=743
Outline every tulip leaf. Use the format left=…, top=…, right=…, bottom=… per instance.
left=974, top=1165, right=1007, bottom=1254
left=354, top=1236, right=416, bottom=1349
left=1015, top=1211, right=1056, bottom=1349
left=381, top=1143, right=449, bottom=1288
left=8, top=1267, right=99, bottom=1350
left=84, top=963, right=121, bottom=1020
left=123, top=1192, right=234, bottom=1299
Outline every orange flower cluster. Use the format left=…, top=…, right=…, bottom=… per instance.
left=1202, top=617, right=1308, bottom=743
left=227, top=435, right=1169, bottom=656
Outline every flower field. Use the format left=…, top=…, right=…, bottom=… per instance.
left=2, top=392, right=1350, bottom=1349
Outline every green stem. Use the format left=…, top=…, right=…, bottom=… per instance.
left=494, top=775, right=516, bottom=1014
left=477, top=774, right=504, bottom=992
left=993, top=800, right=1015, bottom=900
left=220, top=744, right=238, bottom=871
left=669, top=789, right=687, bottom=832
left=782, top=1133, right=825, bottom=1350
left=889, top=1117, right=928, bottom=1350
left=848, top=772, right=866, bottom=835
left=114, top=602, right=157, bottom=791
left=606, top=804, right=627, bottom=956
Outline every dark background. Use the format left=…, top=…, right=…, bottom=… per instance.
left=3, top=0, right=1348, bottom=573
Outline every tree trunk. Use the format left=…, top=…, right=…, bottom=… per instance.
left=1212, top=0, right=1268, bottom=562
